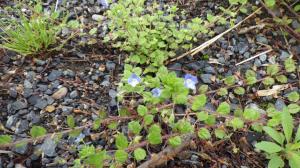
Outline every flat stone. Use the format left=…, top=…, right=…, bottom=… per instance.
left=6, top=115, right=17, bottom=129
left=279, top=50, right=290, bottom=61
left=200, top=74, right=212, bottom=84
left=9, top=87, right=18, bottom=98
left=8, top=99, right=28, bottom=114
left=52, top=87, right=68, bottom=99
left=109, top=89, right=117, bottom=98
left=92, top=14, right=103, bottom=21
left=106, top=61, right=116, bottom=71
left=45, top=105, right=56, bottom=113
left=48, top=70, right=62, bottom=81
left=256, top=35, right=268, bottom=44
left=70, top=90, right=79, bottom=99
left=15, top=120, right=29, bottom=134
left=34, top=99, right=48, bottom=109
left=237, top=42, right=249, bottom=54
left=28, top=95, right=41, bottom=105
left=275, top=99, right=286, bottom=111
left=13, top=143, right=28, bottom=155
left=41, top=138, right=57, bottom=157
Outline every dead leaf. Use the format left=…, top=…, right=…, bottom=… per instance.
left=257, top=84, right=289, bottom=97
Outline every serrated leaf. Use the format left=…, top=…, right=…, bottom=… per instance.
left=128, top=121, right=142, bottom=135
left=137, top=105, right=147, bottom=116
left=168, top=136, right=182, bottom=147
left=294, top=5, right=300, bottom=12
left=177, top=120, right=193, bottom=133
left=198, top=128, right=211, bottom=140
left=255, top=141, right=283, bottom=153
left=143, top=114, right=154, bottom=125
left=288, top=104, right=300, bottom=114
left=295, top=125, right=300, bottom=143
left=243, top=108, right=260, bottom=121
left=115, top=150, right=128, bottom=163
left=230, top=118, right=244, bottom=130
left=267, top=64, right=280, bottom=76
left=93, top=118, right=102, bottom=130
left=224, top=76, right=235, bottom=86
left=265, top=0, right=276, bottom=8
left=234, top=87, right=245, bottom=95
left=0, top=135, right=12, bottom=145
left=89, top=28, right=98, bottom=35
left=275, top=75, right=288, bottom=83
left=268, top=155, right=284, bottom=168
left=281, top=109, right=294, bottom=143
left=79, top=145, right=95, bottom=159
left=287, top=91, right=299, bottom=102
left=30, top=126, right=47, bottom=138
left=284, top=58, right=296, bottom=72
left=263, top=126, right=284, bottom=145
left=217, top=102, right=230, bottom=115
left=67, top=115, right=75, bottom=128
left=191, top=94, right=207, bottom=111
left=196, top=111, right=209, bottom=121
left=134, top=148, right=146, bottom=161
left=287, top=151, right=300, bottom=168
left=215, top=129, right=226, bottom=139
left=115, top=133, right=128, bottom=150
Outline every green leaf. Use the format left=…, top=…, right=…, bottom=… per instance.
left=191, top=94, right=207, bottom=111
left=267, top=64, right=280, bottom=76
left=255, top=141, right=283, bottom=153
left=229, top=0, right=239, bottom=5
left=287, top=151, right=300, bottom=168
left=268, top=155, right=284, bottom=168
left=137, top=105, right=147, bottom=116
left=67, top=20, right=80, bottom=29
left=93, top=118, right=102, bottom=130
left=177, top=120, right=193, bottom=133
left=263, top=126, right=284, bottom=145
left=144, top=114, right=154, bottom=125
left=294, top=5, right=300, bottom=12
left=287, top=91, right=299, bottom=102
left=275, top=75, right=288, bottom=83
left=217, top=102, right=230, bottom=115
left=284, top=58, right=296, bottom=72
left=224, top=76, right=236, bottom=86
left=204, top=115, right=216, bottom=126
left=67, top=115, right=75, bottom=129
left=264, top=0, right=276, bottom=8
left=174, top=94, right=188, bottom=105
left=115, top=150, right=128, bottom=163
left=30, top=126, right=47, bottom=138
left=295, top=125, right=300, bottom=143
left=79, top=145, right=95, bottom=159
left=217, top=88, right=228, bottom=96
left=134, top=148, right=146, bottom=161
left=89, top=28, right=98, bottom=35
left=147, top=124, right=162, bottom=145
left=263, top=77, right=275, bottom=86
left=214, top=129, right=226, bottom=139
left=229, top=118, right=244, bottom=130
left=198, top=128, right=211, bottom=140
left=168, top=136, right=182, bottom=147
left=115, top=133, right=128, bottom=150
left=0, top=135, right=12, bottom=145
left=243, top=108, right=260, bottom=121
left=128, top=121, right=142, bottom=135
left=288, top=104, right=300, bottom=114
left=198, top=85, right=208, bottom=94
left=234, top=87, right=245, bottom=95
left=281, top=109, right=294, bottom=143
left=69, top=129, right=81, bottom=138
left=84, top=150, right=107, bottom=167
left=196, top=111, right=209, bottom=121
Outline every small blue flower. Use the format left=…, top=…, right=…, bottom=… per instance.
left=98, top=0, right=109, bottom=8
left=184, top=74, right=198, bottom=90
left=128, top=73, right=141, bottom=87
left=151, top=88, right=162, bottom=97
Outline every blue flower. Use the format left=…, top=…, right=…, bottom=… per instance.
left=151, top=88, right=162, bottom=97
left=128, top=73, right=141, bottom=87
left=184, top=74, right=198, bottom=90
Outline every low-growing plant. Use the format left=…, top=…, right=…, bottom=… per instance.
left=0, top=3, right=67, bottom=56
left=255, top=108, right=300, bottom=168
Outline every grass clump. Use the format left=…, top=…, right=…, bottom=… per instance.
left=0, top=3, right=66, bottom=56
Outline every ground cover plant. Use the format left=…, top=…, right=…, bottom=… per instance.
left=0, top=0, right=299, bottom=167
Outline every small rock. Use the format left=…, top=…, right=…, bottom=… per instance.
left=92, top=14, right=103, bottom=21
left=48, top=70, right=62, bottom=81
left=275, top=99, right=286, bottom=111
left=35, top=99, right=48, bottom=109
left=9, top=87, right=18, bottom=98
left=45, top=105, right=56, bottom=113
left=100, top=80, right=110, bottom=87
left=13, top=143, right=28, bottom=155
left=41, top=138, right=57, bottom=157
left=256, top=35, right=268, bottom=44
left=186, top=62, right=204, bottom=71
left=254, top=59, right=261, bottom=67
left=61, top=106, right=73, bottom=114
left=200, top=74, right=212, bottom=84
left=6, top=115, right=17, bottom=129
left=24, top=79, right=32, bottom=89
left=109, top=89, right=117, bottom=98
left=106, top=61, right=116, bottom=71
left=15, top=120, right=29, bottom=134
left=8, top=99, right=28, bottom=114
left=23, top=88, right=33, bottom=98
left=26, top=111, right=40, bottom=124
left=237, top=42, right=249, bottom=54
left=34, top=58, right=46, bottom=66
left=292, top=20, right=300, bottom=30
left=279, top=50, right=290, bottom=61
left=70, top=90, right=79, bottom=99
left=52, top=87, right=68, bottom=99
left=204, top=66, right=216, bottom=74
left=259, top=54, right=267, bottom=62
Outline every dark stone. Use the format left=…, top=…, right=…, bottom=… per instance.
left=48, top=70, right=62, bottom=81
left=35, top=99, right=48, bottom=109
left=200, top=74, right=212, bottom=84
left=15, top=120, right=29, bottom=134
left=8, top=99, right=28, bottom=114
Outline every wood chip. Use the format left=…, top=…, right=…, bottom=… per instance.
left=45, top=105, right=56, bottom=113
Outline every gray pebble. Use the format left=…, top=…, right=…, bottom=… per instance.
left=200, top=74, right=212, bottom=84
left=70, top=90, right=79, bottom=99
left=41, top=138, right=57, bottom=157
left=48, top=70, right=62, bottom=81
